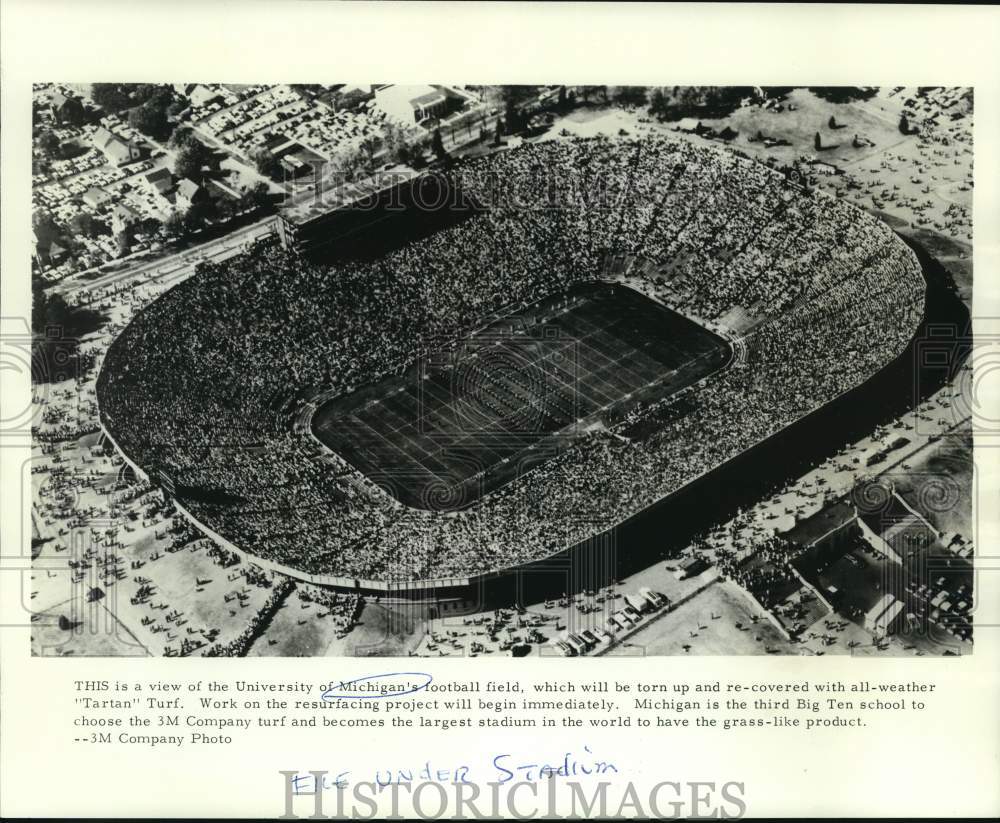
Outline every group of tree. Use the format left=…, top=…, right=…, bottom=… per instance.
left=577, top=85, right=609, bottom=105
left=808, top=87, right=878, bottom=104
left=126, top=88, right=174, bottom=141
left=91, top=83, right=176, bottom=141
left=160, top=182, right=271, bottom=241
left=68, top=212, right=109, bottom=240
left=32, top=210, right=62, bottom=249
left=239, top=182, right=273, bottom=214
left=128, top=99, right=170, bottom=141
left=170, top=128, right=215, bottom=181
left=37, top=130, right=61, bottom=157
left=31, top=276, right=104, bottom=384
left=330, top=144, right=373, bottom=183
left=431, top=128, right=448, bottom=161
left=163, top=203, right=213, bottom=240
left=37, top=130, right=89, bottom=161
left=250, top=146, right=282, bottom=180
left=611, top=86, right=648, bottom=106
left=498, top=85, right=542, bottom=134
left=382, top=121, right=429, bottom=167
left=647, top=86, right=755, bottom=120
left=31, top=276, right=102, bottom=338
left=90, top=83, right=163, bottom=114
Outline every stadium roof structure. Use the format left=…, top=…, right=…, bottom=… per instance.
left=278, top=164, right=422, bottom=224
left=97, top=136, right=926, bottom=590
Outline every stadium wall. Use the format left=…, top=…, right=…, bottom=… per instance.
left=100, top=423, right=149, bottom=484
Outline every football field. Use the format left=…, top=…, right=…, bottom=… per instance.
left=311, top=283, right=730, bottom=510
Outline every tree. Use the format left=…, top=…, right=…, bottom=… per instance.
left=558, top=85, right=567, bottom=110
left=70, top=213, right=104, bottom=239
left=90, top=83, right=132, bottom=113
left=899, top=113, right=910, bottom=135
left=44, top=292, right=74, bottom=330
left=167, top=99, right=187, bottom=120
left=128, top=100, right=169, bottom=140
left=31, top=277, right=49, bottom=333
left=38, top=131, right=60, bottom=157
left=494, top=118, right=504, bottom=146
left=128, top=85, right=160, bottom=106
left=809, top=87, right=878, bottom=104
left=613, top=86, right=648, bottom=106
left=579, top=85, right=608, bottom=105
left=381, top=121, right=427, bottom=168
left=169, top=126, right=197, bottom=150
left=393, top=143, right=412, bottom=165
left=431, top=128, right=447, bottom=160
left=814, top=132, right=822, bottom=151
left=331, top=145, right=368, bottom=182
left=238, top=182, right=272, bottom=215
left=359, top=136, right=378, bottom=166
left=163, top=212, right=186, bottom=239
left=138, top=216, right=163, bottom=237
left=214, top=194, right=237, bottom=222
left=246, top=182, right=272, bottom=212
left=182, top=203, right=207, bottom=235
left=116, top=231, right=132, bottom=258
left=499, top=85, right=539, bottom=134
left=175, top=138, right=212, bottom=181
left=251, top=147, right=280, bottom=179
left=58, top=141, right=88, bottom=161
left=648, top=88, right=668, bottom=119
left=32, top=210, right=61, bottom=247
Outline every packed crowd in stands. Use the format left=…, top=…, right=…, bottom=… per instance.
left=97, top=135, right=926, bottom=582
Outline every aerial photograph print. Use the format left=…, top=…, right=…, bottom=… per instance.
left=28, top=83, right=975, bottom=659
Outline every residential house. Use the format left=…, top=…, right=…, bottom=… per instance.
left=47, top=241, right=69, bottom=265
left=50, top=91, right=85, bottom=125
left=111, top=203, right=141, bottom=236
left=92, top=126, right=141, bottom=166
left=143, top=167, right=174, bottom=196
left=82, top=186, right=113, bottom=210
left=175, top=178, right=206, bottom=212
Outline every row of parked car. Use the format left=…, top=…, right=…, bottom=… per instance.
left=549, top=587, right=668, bottom=656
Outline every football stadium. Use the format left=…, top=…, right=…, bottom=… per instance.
left=96, top=136, right=927, bottom=590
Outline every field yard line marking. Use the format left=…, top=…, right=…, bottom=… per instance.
left=356, top=400, right=510, bottom=489
left=350, top=415, right=451, bottom=493
left=312, top=287, right=731, bottom=512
